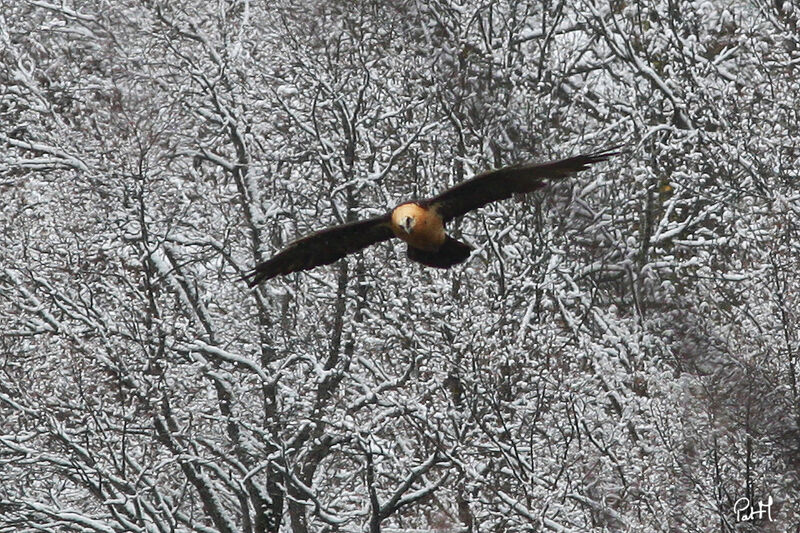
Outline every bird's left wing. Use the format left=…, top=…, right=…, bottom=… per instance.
left=243, top=214, right=394, bottom=286
left=427, top=148, right=619, bottom=222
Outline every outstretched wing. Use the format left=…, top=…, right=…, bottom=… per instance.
left=427, top=147, right=619, bottom=222
left=243, top=214, right=394, bottom=286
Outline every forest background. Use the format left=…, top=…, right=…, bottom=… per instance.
left=1, top=0, right=799, bottom=531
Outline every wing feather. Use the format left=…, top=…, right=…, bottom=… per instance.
left=427, top=147, right=619, bottom=222
left=243, top=214, right=394, bottom=286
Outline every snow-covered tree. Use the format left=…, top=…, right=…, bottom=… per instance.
left=1, top=0, right=798, bottom=531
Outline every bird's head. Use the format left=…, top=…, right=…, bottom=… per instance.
left=401, top=215, right=416, bottom=234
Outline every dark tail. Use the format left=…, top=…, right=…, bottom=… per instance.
left=407, top=236, right=473, bottom=269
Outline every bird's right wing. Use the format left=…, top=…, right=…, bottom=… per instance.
left=428, top=147, right=620, bottom=222
left=243, top=214, right=394, bottom=286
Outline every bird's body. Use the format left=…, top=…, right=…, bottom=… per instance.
left=390, top=202, right=445, bottom=252
left=243, top=148, right=618, bottom=286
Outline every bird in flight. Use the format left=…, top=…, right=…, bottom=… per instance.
left=244, top=148, right=618, bottom=286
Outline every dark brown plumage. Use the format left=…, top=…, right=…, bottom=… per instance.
left=425, top=150, right=619, bottom=222
left=243, top=216, right=394, bottom=287
left=243, top=147, right=618, bottom=286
